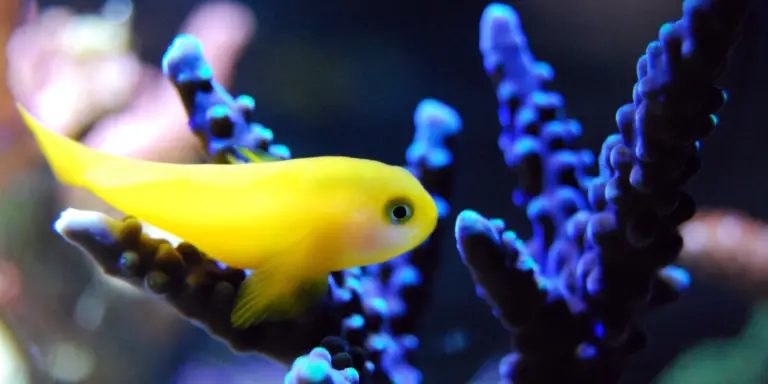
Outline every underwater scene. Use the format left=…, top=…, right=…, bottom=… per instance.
left=0, top=0, right=765, bottom=383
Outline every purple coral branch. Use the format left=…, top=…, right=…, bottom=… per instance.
left=161, top=35, right=291, bottom=163
left=285, top=346, right=361, bottom=384
left=457, top=0, right=749, bottom=383
left=390, top=99, right=461, bottom=331
left=360, top=99, right=462, bottom=382
left=54, top=209, right=345, bottom=365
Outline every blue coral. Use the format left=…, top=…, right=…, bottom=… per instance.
left=285, top=346, right=360, bottom=384
left=162, top=34, right=291, bottom=163
left=455, top=0, right=748, bottom=382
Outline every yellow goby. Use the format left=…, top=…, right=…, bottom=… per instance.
left=16, top=104, right=438, bottom=328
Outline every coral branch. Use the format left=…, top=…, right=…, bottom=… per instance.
left=285, top=345, right=361, bottom=384
left=364, top=98, right=461, bottom=381
left=457, top=1, right=749, bottom=383
left=162, top=34, right=290, bottom=163
left=456, top=210, right=546, bottom=330
left=55, top=208, right=343, bottom=364
left=388, top=99, right=461, bottom=334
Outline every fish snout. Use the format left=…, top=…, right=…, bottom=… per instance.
left=412, top=193, right=438, bottom=246
left=421, top=189, right=439, bottom=228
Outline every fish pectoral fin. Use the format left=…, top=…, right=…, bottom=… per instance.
left=236, top=146, right=281, bottom=163
left=295, top=275, right=331, bottom=311
left=224, top=147, right=279, bottom=165
left=230, top=265, right=329, bottom=329
left=224, top=152, right=246, bottom=164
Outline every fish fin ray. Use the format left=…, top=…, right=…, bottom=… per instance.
left=230, top=261, right=328, bottom=329
left=234, top=147, right=280, bottom=163
left=295, top=276, right=330, bottom=310
left=225, top=152, right=245, bottom=164
left=222, top=147, right=278, bottom=164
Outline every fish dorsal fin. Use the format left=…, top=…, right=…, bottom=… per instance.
left=230, top=260, right=329, bottom=328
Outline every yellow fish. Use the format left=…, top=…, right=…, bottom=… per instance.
left=16, top=104, right=438, bottom=328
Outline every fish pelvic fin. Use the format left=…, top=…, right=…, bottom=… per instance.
left=230, top=262, right=329, bottom=329
left=15, top=104, right=102, bottom=187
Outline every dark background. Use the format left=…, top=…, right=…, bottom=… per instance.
left=29, top=0, right=768, bottom=382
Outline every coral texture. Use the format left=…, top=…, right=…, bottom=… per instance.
left=50, top=0, right=750, bottom=383
left=455, top=0, right=748, bottom=383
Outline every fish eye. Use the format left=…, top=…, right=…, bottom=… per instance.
left=385, top=197, right=414, bottom=225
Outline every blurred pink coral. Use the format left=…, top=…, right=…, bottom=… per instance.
left=6, top=1, right=255, bottom=160
left=7, top=4, right=141, bottom=136
left=0, top=260, right=22, bottom=308
left=0, top=1, right=256, bottom=210
left=680, top=210, right=768, bottom=294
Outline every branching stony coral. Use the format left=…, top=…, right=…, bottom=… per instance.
left=455, top=0, right=749, bottom=383
left=55, top=33, right=460, bottom=384
left=49, top=0, right=750, bottom=383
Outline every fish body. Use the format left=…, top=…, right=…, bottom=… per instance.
left=17, top=105, right=439, bottom=327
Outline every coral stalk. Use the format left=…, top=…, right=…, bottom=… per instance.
left=456, top=1, right=748, bottom=383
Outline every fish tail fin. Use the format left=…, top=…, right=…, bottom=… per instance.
left=16, top=104, right=102, bottom=187
left=230, top=262, right=328, bottom=328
